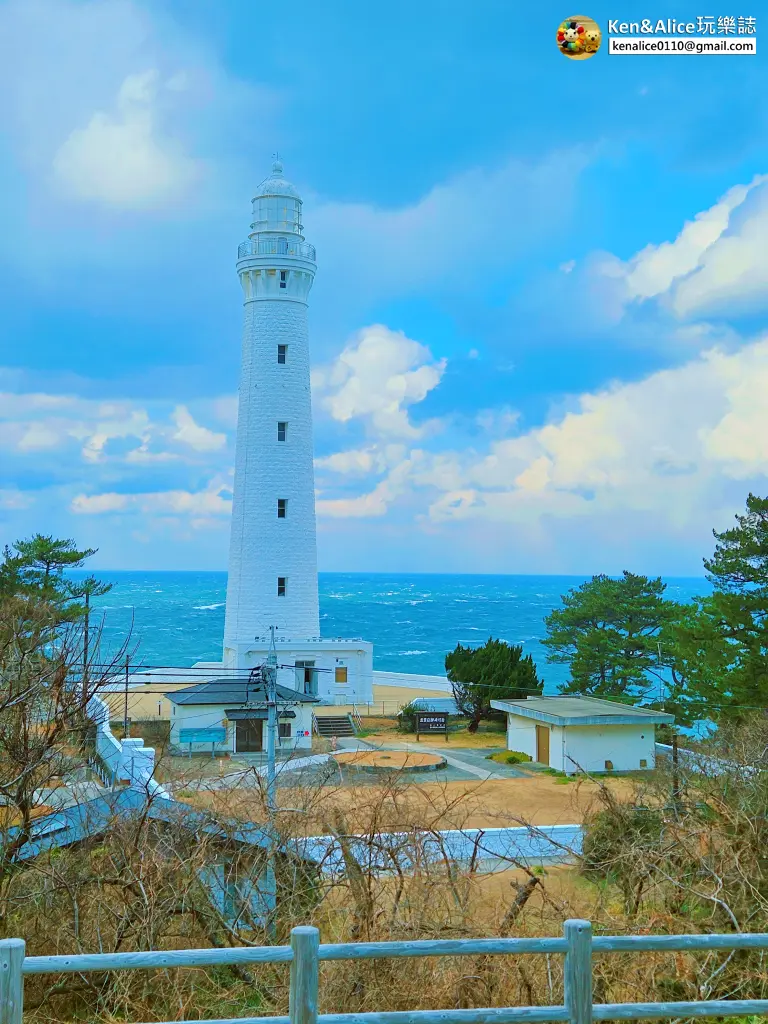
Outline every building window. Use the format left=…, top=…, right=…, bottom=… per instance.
left=279, top=270, right=287, bottom=289
left=278, top=721, right=292, bottom=739
left=277, top=498, right=287, bottom=518
left=277, top=344, right=287, bottom=364
left=277, top=577, right=286, bottom=597
left=640, top=759, right=648, bottom=768
left=335, top=666, right=348, bottom=684
left=295, top=660, right=317, bottom=696
left=277, top=421, right=287, bottom=442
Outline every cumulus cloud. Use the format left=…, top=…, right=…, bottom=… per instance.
left=314, top=335, right=768, bottom=533
left=52, top=69, right=199, bottom=207
left=583, top=174, right=768, bottom=324
left=313, top=325, right=446, bottom=438
left=0, top=386, right=229, bottom=467
left=171, top=405, right=226, bottom=452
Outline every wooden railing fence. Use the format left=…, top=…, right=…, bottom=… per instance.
left=3, top=919, right=768, bottom=1024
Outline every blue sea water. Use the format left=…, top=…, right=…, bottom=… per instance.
left=79, top=572, right=711, bottom=692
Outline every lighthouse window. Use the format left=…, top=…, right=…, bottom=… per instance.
left=277, top=577, right=286, bottom=597
left=279, top=271, right=287, bottom=289
left=277, top=345, right=287, bottom=364
left=277, top=499, right=287, bottom=518
left=277, top=421, right=287, bottom=442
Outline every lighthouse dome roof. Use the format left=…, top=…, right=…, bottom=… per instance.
left=253, top=160, right=301, bottom=200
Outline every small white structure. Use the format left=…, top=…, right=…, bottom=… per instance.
left=490, top=696, right=674, bottom=775
left=169, top=677, right=317, bottom=755
left=221, top=159, right=373, bottom=704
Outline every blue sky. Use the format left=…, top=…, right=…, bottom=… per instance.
left=0, top=0, right=766, bottom=574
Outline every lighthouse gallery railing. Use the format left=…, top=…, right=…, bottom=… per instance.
left=238, top=239, right=316, bottom=260
left=4, top=919, right=768, bottom=1024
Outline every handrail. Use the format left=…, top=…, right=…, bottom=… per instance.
left=238, top=239, right=316, bottom=261
left=4, top=921, right=768, bottom=1024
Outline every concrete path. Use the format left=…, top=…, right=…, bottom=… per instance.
left=168, top=739, right=526, bottom=793
left=359, top=741, right=516, bottom=781
left=171, top=742, right=373, bottom=793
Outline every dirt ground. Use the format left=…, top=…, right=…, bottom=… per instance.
left=185, top=773, right=634, bottom=833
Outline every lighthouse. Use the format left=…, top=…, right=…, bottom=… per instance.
left=221, top=161, right=373, bottom=707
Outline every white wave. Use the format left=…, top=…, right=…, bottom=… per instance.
left=194, top=602, right=225, bottom=610
left=400, top=650, right=429, bottom=655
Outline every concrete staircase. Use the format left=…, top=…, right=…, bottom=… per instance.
left=314, top=714, right=357, bottom=738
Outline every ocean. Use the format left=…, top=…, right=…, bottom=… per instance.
left=80, top=572, right=710, bottom=692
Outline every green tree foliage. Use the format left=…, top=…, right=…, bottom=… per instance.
left=446, top=637, right=542, bottom=732
left=542, top=572, right=679, bottom=697
left=666, top=493, right=768, bottom=721
left=3, top=534, right=97, bottom=604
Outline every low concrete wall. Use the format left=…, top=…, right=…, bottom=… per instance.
left=292, top=824, right=582, bottom=876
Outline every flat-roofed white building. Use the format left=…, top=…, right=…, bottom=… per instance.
left=490, top=696, right=675, bottom=775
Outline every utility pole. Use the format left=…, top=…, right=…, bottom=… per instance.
left=266, top=626, right=277, bottom=813
left=263, top=626, right=279, bottom=938
left=123, top=655, right=130, bottom=738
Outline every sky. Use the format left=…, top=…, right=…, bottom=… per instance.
left=0, top=0, right=766, bottom=575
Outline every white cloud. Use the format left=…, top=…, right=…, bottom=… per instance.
left=52, top=69, right=199, bottom=206
left=310, top=335, right=768, bottom=534
left=588, top=174, right=768, bottom=322
left=0, top=385, right=230, bottom=468
left=313, top=325, right=446, bottom=439
left=0, top=489, right=33, bottom=510
left=171, top=405, right=226, bottom=452
left=309, top=148, right=592, bottom=303
left=71, top=481, right=232, bottom=517
left=315, top=444, right=407, bottom=477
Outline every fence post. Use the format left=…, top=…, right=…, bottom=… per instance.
left=0, top=939, right=24, bottom=1024
left=289, top=926, right=319, bottom=1024
left=564, top=919, right=592, bottom=1024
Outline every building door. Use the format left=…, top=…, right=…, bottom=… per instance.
left=235, top=719, right=263, bottom=753
left=536, top=725, right=550, bottom=765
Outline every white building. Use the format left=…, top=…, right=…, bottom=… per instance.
left=490, top=696, right=675, bottom=775
left=214, top=161, right=373, bottom=706
left=169, top=677, right=317, bottom=755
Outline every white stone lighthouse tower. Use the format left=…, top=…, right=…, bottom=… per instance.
left=221, top=162, right=373, bottom=706
left=224, top=160, right=319, bottom=650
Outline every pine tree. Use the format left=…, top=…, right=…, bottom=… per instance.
left=666, top=494, right=768, bottom=721
left=446, top=637, right=542, bottom=732
left=543, top=572, right=678, bottom=698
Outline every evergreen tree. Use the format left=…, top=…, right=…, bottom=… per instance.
left=446, top=637, right=542, bottom=732
left=666, top=494, right=768, bottom=721
left=542, top=572, right=678, bottom=697
left=10, top=534, right=97, bottom=601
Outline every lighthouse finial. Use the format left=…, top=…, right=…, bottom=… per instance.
left=272, top=151, right=283, bottom=175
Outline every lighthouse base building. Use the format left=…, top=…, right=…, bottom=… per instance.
left=197, top=160, right=374, bottom=712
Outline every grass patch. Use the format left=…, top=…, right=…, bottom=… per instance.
left=487, top=750, right=532, bottom=765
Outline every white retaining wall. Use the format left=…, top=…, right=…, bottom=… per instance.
left=87, top=694, right=170, bottom=799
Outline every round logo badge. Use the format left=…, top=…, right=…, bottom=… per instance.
left=557, top=16, right=602, bottom=59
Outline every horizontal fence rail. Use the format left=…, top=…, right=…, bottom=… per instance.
left=4, top=920, right=768, bottom=1024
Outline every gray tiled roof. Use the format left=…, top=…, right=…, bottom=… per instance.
left=168, top=678, right=318, bottom=706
